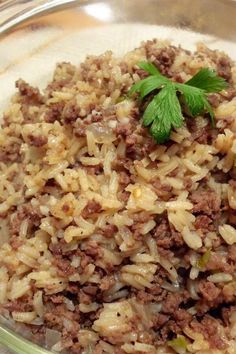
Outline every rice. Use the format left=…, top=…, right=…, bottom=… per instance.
left=0, top=39, right=236, bottom=353
left=219, top=224, right=236, bottom=245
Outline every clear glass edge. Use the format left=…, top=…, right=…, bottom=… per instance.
left=0, top=0, right=95, bottom=35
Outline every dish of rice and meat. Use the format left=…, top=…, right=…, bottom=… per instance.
left=0, top=39, right=236, bottom=354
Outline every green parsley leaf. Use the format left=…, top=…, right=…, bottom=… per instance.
left=129, top=61, right=228, bottom=143
left=129, top=76, right=166, bottom=99
left=143, top=95, right=159, bottom=127
left=186, top=68, right=228, bottom=93
left=138, top=61, right=161, bottom=75
left=176, top=83, right=215, bottom=125
left=148, top=84, right=183, bottom=143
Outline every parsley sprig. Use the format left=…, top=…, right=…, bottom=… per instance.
left=130, top=62, right=228, bottom=143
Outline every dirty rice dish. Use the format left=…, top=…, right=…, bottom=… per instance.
left=0, top=40, right=236, bottom=354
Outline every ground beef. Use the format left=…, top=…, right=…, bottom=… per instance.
left=82, top=285, right=98, bottom=296
left=136, top=290, right=156, bottom=303
left=183, top=177, right=193, bottom=190
left=152, top=313, right=170, bottom=330
left=147, top=282, right=167, bottom=302
left=53, top=256, right=76, bottom=277
left=82, top=200, right=101, bottom=218
left=222, top=283, right=235, bottom=302
left=162, top=293, right=183, bottom=315
left=113, top=157, right=132, bottom=172
left=229, top=244, right=236, bottom=261
left=9, top=203, right=41, bottom=238
left=117, top=190, right=130, bottom=203
left=222, top=306, right=236, bottom=326
left=50, top=295, right=65, bottom=304
left=198, top=280, right=221, bottom=301
left=220, top=87, right=236, bottom=101
left=153, top=220, right=169, bottom=240
left=16, top=79, right=43, bottom=104
left=44, top=102, right=65, bottom=123
left=28, top=134, right=48, bottom=147
left=99, top=276, right=115, bottom=291
left=208, top=93, right=222, bottom=108
left=126, top=134, right=138, bottom=147
left=173, top=309, right=192, bottom=329
left=144, top=40, right=177, bottom=76
left=83, top=241, right=103, bottom=259
left=78, top=291, right=92, bottom=305
left=4, top=297, right=33, bottom=313
left=90, top=111, right=102, bottom=123
left=44, top=304, right=80, bottom=335
left=228, top=209, right=236, bottom=225
left=79, top=252, right=93, bottom=270
left=62, top=102, right=79, bottom=124
left=0, top=143, right=21, bottom=163
left=82, top=164, right=103, bottom=176
left=46, top=79, right=72, bottom=97
left=141, top=138, right=157, bottom=156
left=153, top=217, right=184, bottom=248
left=206, top=253, right=233, bottom=273
left=187, top=119, right=212, bottom=144
left=49, top=241, right=65, bottom=256
left=153, top=48, right=176, bottom=75
left=9, top=235, right=24, bottom=251
left=101, top=224, right=118, bottom=238
left=194, top=215, right=214, bottom=233
left=190, top=189, right=221, bottom=216
left=126, top=143, right=145, bottom=160
left=191, top=316, right=227, bottom=349
left=134, top=68, right=149, bottom=80
left=118, top=171, right=131, bottom=187
left=132, top=211, right=151, bottom=224
left=217, top=56, right=232, bottom=82
left=115, top=124, right=132, bottom=137
left=151, top=180, right=172, bottom=200
left=119, top=62, right=128, bottom=75
left=65, top=283, right=80, bottom=294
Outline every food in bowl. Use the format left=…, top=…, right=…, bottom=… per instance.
left=0, top=39, right=236, bottom=354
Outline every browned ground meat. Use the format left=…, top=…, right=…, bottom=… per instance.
left=44, top=102, right=65, bottom=123
left=198, top=280, right=221, bottom=301
left=153, top=216, right=184, bottom=248
left=4, top=296, right=33, bottom=313
left=82, top=200, right=102, bottom=218
left=101, top=224, right=118, bottom=238
left=62, top=102, right=79, bottom=124
left=162, top=293, right=183, bottom=314
left=217, top=56, right=232, bottom=81
left=194, top=215, right=214, bottom=232
left=206, top=253, right=234, bottom=273
left=0, top=143, right=21, bottom=163
left=53, top=256, right=77, bottom=277
left=16, top=79, right=44, bottom=104
left=229, top=244, right=236, bottom=261
left=144, top=41, right=177, bottom=76
left=190, top=189, right=221, bottom=215
left=28, top=134, right=48, bottom=147
left=9, top=203, right=41, bottom=240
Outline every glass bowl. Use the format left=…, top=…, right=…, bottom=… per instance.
left=0, top=0, right=236, bottom=353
